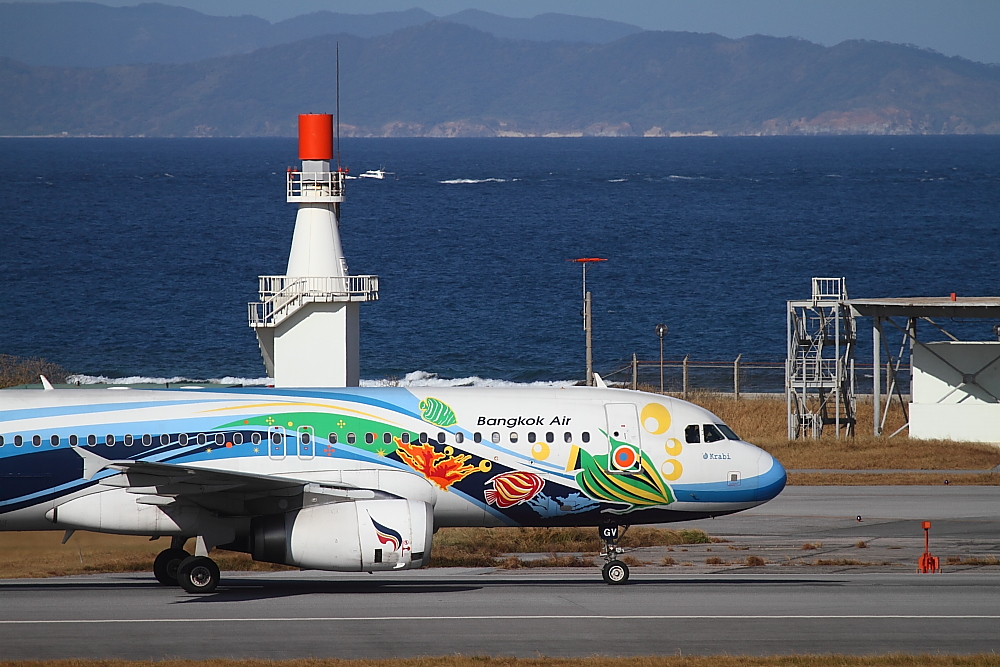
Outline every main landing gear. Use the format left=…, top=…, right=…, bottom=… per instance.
left=153, top=539, right=221, bottom=593
left=599, top=523, right=629, bottom=585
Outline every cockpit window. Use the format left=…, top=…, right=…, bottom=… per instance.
left=684, top=424, right=701, bottom=444
left=716, top=423, right=740, bottom=441
left=703, top=424, right=725, bottom=443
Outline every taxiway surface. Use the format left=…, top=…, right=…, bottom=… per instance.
left=1, top=486, right=997, bottom=659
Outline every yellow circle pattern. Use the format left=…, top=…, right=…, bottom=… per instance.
left=664, top=438, right=683, bottom=456
left=531, top=441, right=550, bottom=461
left=641, top=403, right=671, bottom=434
left=660, top=459, right=683, bottom=481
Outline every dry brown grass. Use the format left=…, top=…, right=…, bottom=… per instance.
left=0, top=354, right=69, bottom=389
left=3, top=657, right=1000, bottom=667
left=946, top=556, right=1000, bottom=566
left=0, top=527, right=715, bottom=578
left=789, top=472, right=1000, bottom=485
left=681, top=392, right=1000, bottom=472
left=0, top=531, right=292, bottom=579
left=429, top=526, right=712, bottom=568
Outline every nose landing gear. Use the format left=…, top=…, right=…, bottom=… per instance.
left=599, top=523, right=629, bottom=585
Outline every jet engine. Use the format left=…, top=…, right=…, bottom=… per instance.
left=250, top=498, right=433, bottom=571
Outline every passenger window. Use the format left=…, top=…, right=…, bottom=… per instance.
left=69, top=434, right=78, bottom=447
left=400, top=432, right=409, bottom=444
left=87, top=434, right=97, bottom=447
left=251, top=432, right=261, bottom=445
left=179, top=434, right=188, bottom=445
left=142, top=434, right=152, bottom=446
left=455, top=432, right=464, bottom=443
left=347, top=432, right=356, bottom=444
left=124, top=434, right=133, bottom=446
left=474, top=432, right=482, bottom=443
left=50, top=434, right=60, bottom=447
left=510, top=432, right=519, bottom=443
left=365, top=432, right=374, bottom=444
left=582, top=431, right=590, bottom=443
left=545, top=432, right=554, bottom=443
left=685, top=425, right=701, bottom=444
left=233, top=432, right=243, bottom=445
left=716, top=423, right=740, bottom=441
left=528, top=431, right=536, bottom=442
left=0, top=435, right=4, bottom=446
left=703, top=424, right=725, bottom=443
left=197, top=433, right=206, bottom=445
left=328, top=433, right=337, bottom=444
left=14, top=435, right=23, bottom=447
left=419, top=432, right=428, bottom=443
left=160, top=433, right=170, bottom=445
left=383, top=432, right=392, bottom=445
left=271, top=431, right=283, bottom=445
left=564, top=432, right=572, bottom=443
left=438, top=432, right=446, bottom=443
left=32, top=435, right=41, bottom=447
left=105, top=434, right=115, bottom=446
left=491, top=432, right=500, bottom=444
left=301, top=432, right=311, bottom=445
left=215, top=433, right=224, bottom=445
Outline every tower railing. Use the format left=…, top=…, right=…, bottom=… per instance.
left=286, top=171, right=346, bottom=202
left=249, top=275, right=379, bottom=328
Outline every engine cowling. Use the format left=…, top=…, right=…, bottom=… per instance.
left=251, top=498, right=433, bottom=571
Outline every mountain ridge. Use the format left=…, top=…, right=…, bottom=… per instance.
left=0, top=2, right=644, bottom=68
left=2, top=21, right=998, bottom=138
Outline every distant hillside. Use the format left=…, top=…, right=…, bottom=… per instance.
left=0, top=2, right=642, bottom=67
left=2, top=22, right=999, bottom=137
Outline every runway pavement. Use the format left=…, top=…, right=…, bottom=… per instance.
left=0, top=486, right=998, bottom=659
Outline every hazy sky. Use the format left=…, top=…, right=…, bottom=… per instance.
left=30, top=0, right=1000, bottom=64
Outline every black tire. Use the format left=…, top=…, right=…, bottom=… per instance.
left=153, top=548, right=190, bottom=586
left=602, top=560, right=629, bottom=585
left=177, top=556, right=221, bottom=594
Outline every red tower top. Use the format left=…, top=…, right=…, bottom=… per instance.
left=298, top=114, right=333, bottom=160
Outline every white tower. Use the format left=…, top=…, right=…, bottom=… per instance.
left=249, top=114, right=378, bottom=387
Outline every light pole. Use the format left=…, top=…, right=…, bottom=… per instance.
left=568, top=258, right=607, bottom=386
left=655, top=323, right=668, bottom=393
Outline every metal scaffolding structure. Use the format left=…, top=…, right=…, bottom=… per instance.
left=786, top=278, right=857, bottom=439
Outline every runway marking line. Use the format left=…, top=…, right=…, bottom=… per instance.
left=2, top=615, right=1000, bottom=624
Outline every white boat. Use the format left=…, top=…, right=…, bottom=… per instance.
left=358, top=168, right=390, bottom=179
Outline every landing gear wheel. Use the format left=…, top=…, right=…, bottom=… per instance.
left=602, top=560, right=629, bottom=585
left=176, top=556, right=220, bottom=593
left=153, top=548, right=191, bottom=586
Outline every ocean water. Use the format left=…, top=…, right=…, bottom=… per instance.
left=1, top=136, right=998, bottom=388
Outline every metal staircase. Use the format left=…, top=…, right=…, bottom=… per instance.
left=786, top=278, right=857, bottom=438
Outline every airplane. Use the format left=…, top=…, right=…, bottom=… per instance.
left=0, top=377, right=786, bottom=591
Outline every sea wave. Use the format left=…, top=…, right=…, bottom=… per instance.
left=606, top=178, right=627, bottom=183
left=360, top=370, right=576, bottom=388
left=438, top=178, right=508, bottom=184
left=64, top=370, right=575, bottom=389
left=66, top=374, right=271, bottom=386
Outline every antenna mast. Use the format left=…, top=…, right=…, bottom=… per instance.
left=335, top=42, right=341, bottom=171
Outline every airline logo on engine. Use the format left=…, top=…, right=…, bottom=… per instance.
left=369, top=514, right=403, bottom=552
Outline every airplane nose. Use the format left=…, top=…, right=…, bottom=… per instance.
left=755, top=447, right=787, bottom=502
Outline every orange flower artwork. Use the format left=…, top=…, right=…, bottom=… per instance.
left=394, top=437, right=491, bottom=491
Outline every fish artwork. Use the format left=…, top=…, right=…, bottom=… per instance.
left=484, top=471, right=545, bottom=508
left=418, top=397, right=457, bottom=427
left=566, top=439, right=675, bottom=514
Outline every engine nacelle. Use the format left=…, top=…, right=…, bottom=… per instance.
left=251, top=499, right=433, bottom=571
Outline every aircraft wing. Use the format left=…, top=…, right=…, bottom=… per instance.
left=73, top=446, right=378, bottom=516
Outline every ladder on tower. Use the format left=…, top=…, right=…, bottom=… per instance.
left=786, top=277, right=857, bottom=439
